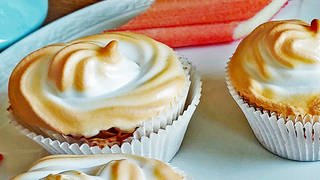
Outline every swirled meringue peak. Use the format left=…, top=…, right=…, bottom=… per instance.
left=47, top=40, right=140, bottom=97
left=229, top=19, right=320, bottom=115
left=9, top=32, right=187, bottom=137
left=13, top=154, right=185, bottom=180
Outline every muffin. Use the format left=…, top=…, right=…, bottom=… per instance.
left=227, top=19, right=320, bottom=161
left=8, top=32, right=202, bottom=161
left=12, top=154, right=187, bottom=180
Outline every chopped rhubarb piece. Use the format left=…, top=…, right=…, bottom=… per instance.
left=72, top=127, right=134, bottom=148
left=0, top=153, right=3, bottom=162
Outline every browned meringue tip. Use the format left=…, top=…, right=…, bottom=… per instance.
left=99, top=40, right=120, bottom=63
left=311, top=19, right=320, bottom=34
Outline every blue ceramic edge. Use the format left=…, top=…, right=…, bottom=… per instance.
left=0, top=0, right=48, bottom=51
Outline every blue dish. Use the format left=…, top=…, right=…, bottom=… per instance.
left=0, top=0, right=48, bottom=50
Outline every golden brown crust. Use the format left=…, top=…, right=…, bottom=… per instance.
left=8, top=45, right=63, bottom=132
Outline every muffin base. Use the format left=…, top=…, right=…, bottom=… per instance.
left=11, top=59, right=201, bottom=162
left=226, top=71, right=320, bottom=161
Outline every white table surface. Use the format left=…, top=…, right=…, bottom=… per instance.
left=1, top=0, right=320, bottom=179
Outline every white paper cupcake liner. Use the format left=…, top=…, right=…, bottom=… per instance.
left=226, top=68, right=320, bottom=161
left=11, top=59, right=201, bottom=162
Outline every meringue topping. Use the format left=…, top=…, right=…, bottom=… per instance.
left=47, top=40, right=140, bottom=97
left=43, top=171, right=97, bottom=180
left=8, top=32, right=187, bottom=137
left=13, top=154, right=185, bottom=180
left=229, top=19, right=320, bottom=115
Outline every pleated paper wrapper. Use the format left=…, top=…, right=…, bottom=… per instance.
left=11, top=58, right=202, bottom=162
left=226, top=68, right=320, bottom=161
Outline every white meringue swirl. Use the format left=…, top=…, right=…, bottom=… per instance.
left=47, top=40, right=140, bottom=97
left=13, top=154, right=185, bottom=180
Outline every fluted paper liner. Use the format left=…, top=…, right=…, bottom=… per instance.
left=11, top=58, right=201, bottom=162
left=226, top=65, right=320, bottom=161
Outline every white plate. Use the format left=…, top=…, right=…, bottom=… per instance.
left=1, top=0, right=319, bottom=179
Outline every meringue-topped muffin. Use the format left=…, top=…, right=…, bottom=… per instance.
left=228, top=19, right=320, bottom=116
left=8, top=32, right=189, bottom=147
left=13, top=154, right=186, bottom=180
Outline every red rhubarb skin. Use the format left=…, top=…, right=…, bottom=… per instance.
left=118, top=0, right=272, bottom=30
left=127, top=22, right=239, bottom=47
left=109, top=0, right=289, bottom=47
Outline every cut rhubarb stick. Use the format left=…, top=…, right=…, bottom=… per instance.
left=110, top=0, right=288, bottom=47
left=117, top=0, right=273, bottom=30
